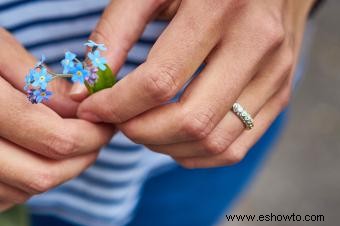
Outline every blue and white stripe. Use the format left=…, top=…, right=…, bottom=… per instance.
left=0, top=1, right=175, bottom=226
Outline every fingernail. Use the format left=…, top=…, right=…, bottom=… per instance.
left=70, top=83, right=87, bottom=95
left=79, top=112, right=101, bottom=122
left=70, top=83, right=89, bottom=101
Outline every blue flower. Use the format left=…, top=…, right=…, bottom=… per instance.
left=84, top=40, right=107, bottom=51
left=88, top=50, right=107, bottom=71
left=33, top=89, right=52, bottom=103
left=24, top=69, right=37, bottom=90
left=70, top=63, right=89, bottom=83
left=61, top=51, right=76, bottom=74
left=35, top=55, right=46, bottom=68
left=32, top=67, right=52, bottom=89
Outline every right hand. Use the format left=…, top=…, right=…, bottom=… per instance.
left=0, top=28, right=115, bottom=211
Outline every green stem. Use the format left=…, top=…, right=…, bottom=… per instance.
left=54, top=74, right=73, bottom=78
left=48, top=70, right=73, bottom=79
left=75, top=57, right=89, bottom=68
left=74, top=58, right=82, bottom=64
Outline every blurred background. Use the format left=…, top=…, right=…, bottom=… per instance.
left=220, top=1, right=340, bottom=225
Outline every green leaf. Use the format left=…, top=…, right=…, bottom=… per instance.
left=85, top=64, right=116, bottom=94
left=0, top=205, right=29, bottom=226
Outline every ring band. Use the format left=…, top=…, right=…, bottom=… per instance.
left=232, top=103, right=254, bottom=130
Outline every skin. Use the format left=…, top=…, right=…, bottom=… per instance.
left=76, top=0, right=316, bottom=168
left=0, top=29, right=115, bottom=211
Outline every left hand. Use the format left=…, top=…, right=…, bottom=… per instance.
left=77, top=0, right=315, bottom=168
left=0, top=29, right=115, bottom=211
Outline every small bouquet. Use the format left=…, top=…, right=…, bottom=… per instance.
left=24, top=40, right=116, bottom=104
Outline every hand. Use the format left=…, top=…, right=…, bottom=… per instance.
left=0, top=28, right=115, bottom=210
left=0, top=138, right=99, bottom=211
left=77, top=0, right=315, bottom=168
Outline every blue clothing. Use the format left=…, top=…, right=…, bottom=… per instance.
left=31, top=112, right=287, bottom=226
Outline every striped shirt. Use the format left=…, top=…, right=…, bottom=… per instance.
left=0, top=1, right=175, bottom=226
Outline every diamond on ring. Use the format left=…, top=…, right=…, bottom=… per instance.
left=232, top=103, right=254, bottom=130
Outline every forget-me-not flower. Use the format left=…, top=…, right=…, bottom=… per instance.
left=70, top=63, right=89, bottom=83
left=33, top=89, right=52, bottom=103
left=88, top=50, right=107, bottom=71
left=32, top=67, right=52, bottom=89
left=24, top=69, right=37, bottom=90
left=84, top=40, right=107, bottom=51
left=34, top=55, right=46, bottom=68
left=61, top=51, right=77, bottom=74
left=25, top=40, right=113, bottom=104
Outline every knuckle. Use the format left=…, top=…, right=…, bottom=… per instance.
left=176, top=159, right=197, bottom=169
left=282, top=48, right=294, bottom=74
left=182, top=109, right=216, bottom=140
left=224, top=146, right=246, bottom=165
left=202, top=133, right=233, bottom=155
left=143, top=63, right=179, bottom=103
left=279, top=87, right=292, bottom=109
left=262, top=16, right=285, bottom=49
left=27, top=169, right=58, bottom=193
left=44, top=131, right=78, bottom=159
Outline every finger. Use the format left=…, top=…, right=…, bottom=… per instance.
left=156, top=0, right=181, bottom=20
left=0, top=138, right=98, bottom=194
left=90, top=0, right=173, bottom=72
left=0, top=28, right=79, bottom=117
left=0, top=182, right=30, bottom=204
left=145, top=40, right=293, bottom=156
left=0, top=202, right=14, bottom=212
left=0, top=77, right=114, bottom=159
left=78, top=1, right=226, bottom=123
left=69, top=83, right=89, bottom=102
left=175, top=85, right=291, bottom=168
left=118, top=13, right=287, bottom=145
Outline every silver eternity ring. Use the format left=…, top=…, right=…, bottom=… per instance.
left=232, top=103, right=254, bottom=130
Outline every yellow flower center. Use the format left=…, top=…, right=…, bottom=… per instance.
left=39, top=76, right=45, bottom=81
left=76, top=71, right=82, bottom=76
